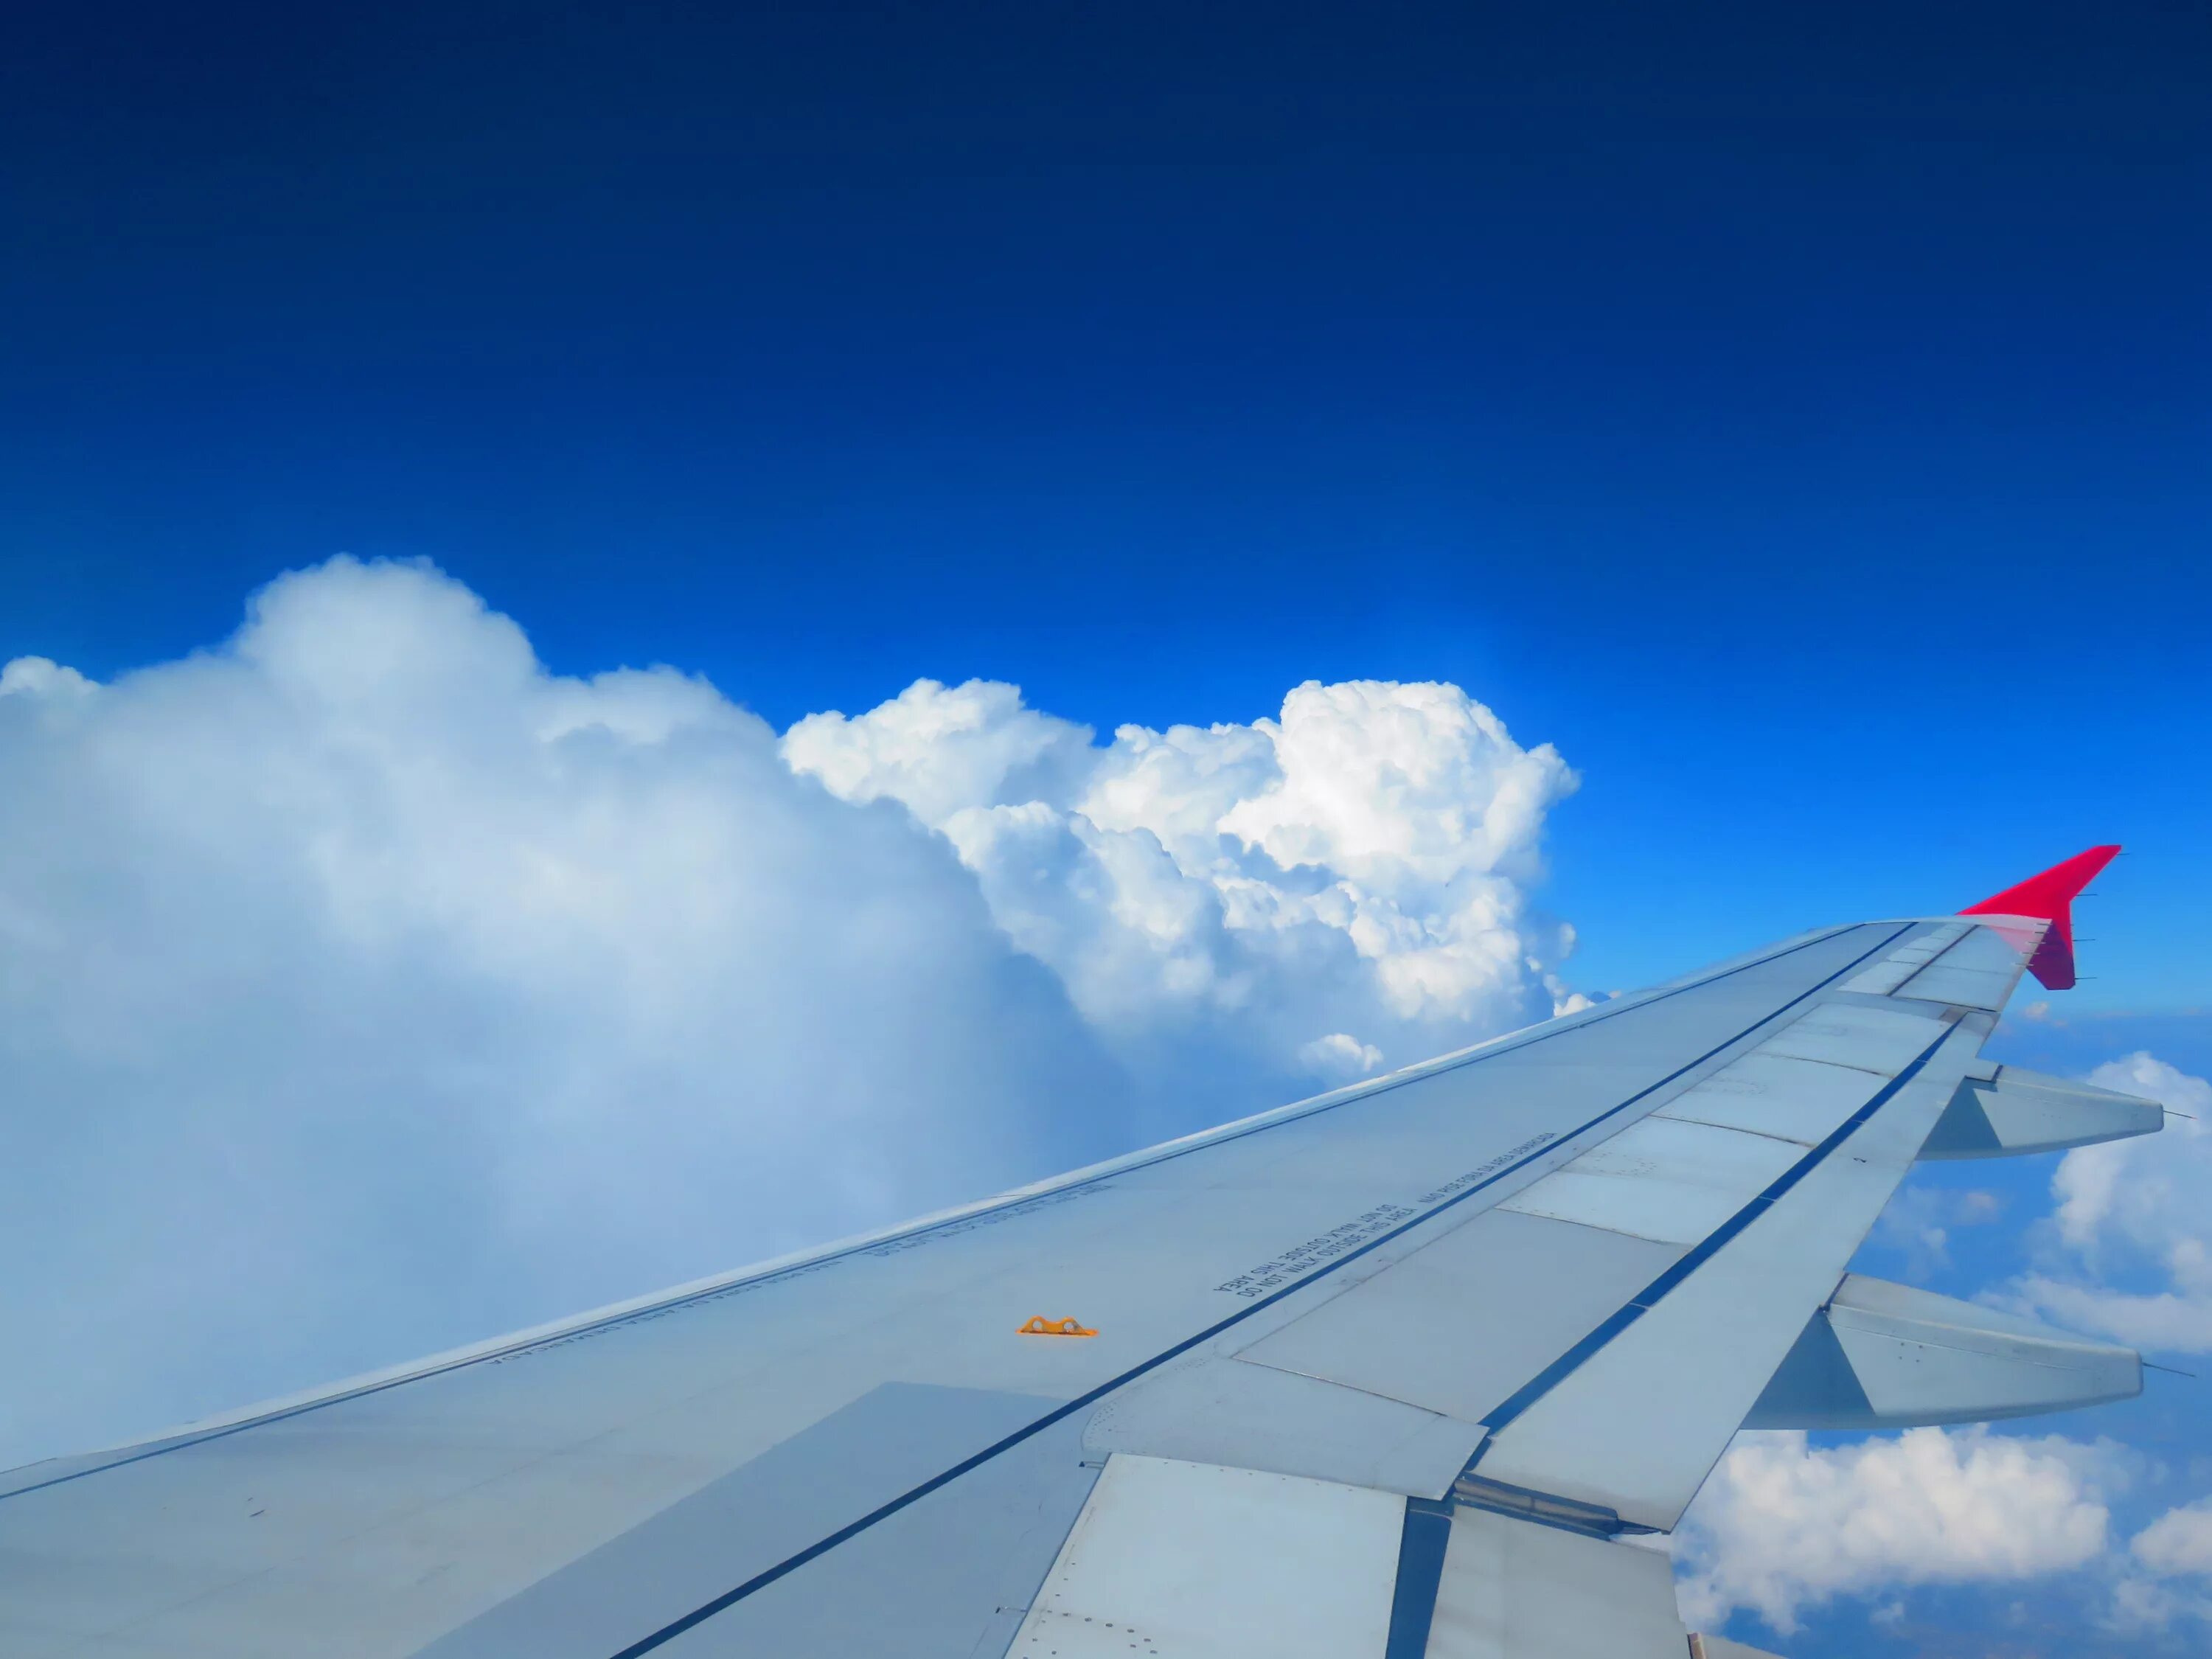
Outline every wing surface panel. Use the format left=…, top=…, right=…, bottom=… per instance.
left=1756, top=1002, right=1952, bottom=1074
left=1495, top=1114, right=1807, bottom=1244
left=1840, top=921, right=1968, bottom=994
left=1079, top=1354, right=1489, bottom=1495
left=1464, top=1017, right=1969, bottom=1528
left=1425, top=1506, right=1686, bottom=1658
left=1650, top=1050, right=1885, bottom=1144
left=0, top=894, right=2152, bottom=1658
left=1236, top=1210, right=1685, bottom=1425
left=1005, top=1453, right=1405, bottom=1659
left=414, top=1388, right=1093, bottom=1659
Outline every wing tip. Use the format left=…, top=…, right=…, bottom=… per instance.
left=1959, top=844, right=2122, bottom=991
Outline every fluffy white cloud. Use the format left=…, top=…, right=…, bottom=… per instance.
left=1676, top=1427, right=2124, bottom=1633
left=2003, top=1055, right=2212, bottom=1353
left=2133, top=1500, right=2212, bottom=1579
left=786, top=674, right=1580, bottom=1074
left=0, top=561, right=1144, bottom=1467
left=0, top=557, right=1581, bottom=1470
left=2111, top=1502, right=2212, bottom=1631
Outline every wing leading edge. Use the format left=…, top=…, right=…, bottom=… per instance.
left=0, top=851, right=2158, bottom=1659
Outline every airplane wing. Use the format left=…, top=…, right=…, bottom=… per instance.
left=0, top=849, right=2163, bottom=1659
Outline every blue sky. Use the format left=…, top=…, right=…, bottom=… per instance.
left=4, top=3, right=2210, bottom=1652
left=7, top=1, right=2209, bottom=1000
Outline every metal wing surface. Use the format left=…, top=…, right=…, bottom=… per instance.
left=0, top=849, right=2163, bottom=1658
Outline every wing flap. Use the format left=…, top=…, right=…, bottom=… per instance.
left=1425, top=1506, right=1686, bottom=1659
left=1463, top=1021, right=1964, bottom=1531
left=1007, top=1454, right=1402, bottom=1659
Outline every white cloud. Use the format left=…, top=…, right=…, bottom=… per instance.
left=2132, top=1500, right=2212, bottom=1578
left=0, top=561, right=1139, bottom=1467
left=1675, top=1427, right=2123, bottom=1633
left=2002, top=1055, right=2212, bottom=1353
left=773, top=676, right=1096, bottom=827
left=2003, top=1279, right=2212, bottom=1354
left=1297, top=1032, right=1384, bottom=1077
left=2111, top=1502, right=2212, bottom=1631
left=787, top=674, right=1579, bottom=1071
left=1870, top=1183, right=2005, bottom=1281
left=0, top=655, right=95, bottom=699
left=0, top=557, right=1582, bottom=1470
left=2109, top=1574, right=2212, bottom=1632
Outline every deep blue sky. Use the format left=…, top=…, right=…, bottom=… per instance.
left=4, top=0, right=2206, bottom=997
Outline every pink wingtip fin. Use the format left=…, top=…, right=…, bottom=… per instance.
left=1959, top=844, right=2121, bottom=991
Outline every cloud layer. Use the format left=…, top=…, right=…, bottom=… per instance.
left=1676, top=1427, right=2124, bottom=1632
left=0, top=557, right=1579, bottom=1467
left=2006, top=1055, right=2212, bottom=1353
left=2121, top=1497, right=2212, bottom=1630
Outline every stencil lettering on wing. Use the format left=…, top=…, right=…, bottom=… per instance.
left=1214, top=1131, right=1560, bottom=1297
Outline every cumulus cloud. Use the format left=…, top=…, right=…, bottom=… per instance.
left=2110, top=1501, right=2212, bottom=1631
left=2002, top=1055, right=2212, bottom=1353
left=2132, top=1500, right=2212, bottom=1579
left=0, top=561, right=1144, bottom=1467
left=0, top=557, right=1581, bottom=1469
left=1676, top=1427, right=2124, bottom=1633
left=785, top=674, right=1580, bottom=1074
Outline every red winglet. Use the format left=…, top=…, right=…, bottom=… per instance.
left=1960, top=844, right=2121, bottom=991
